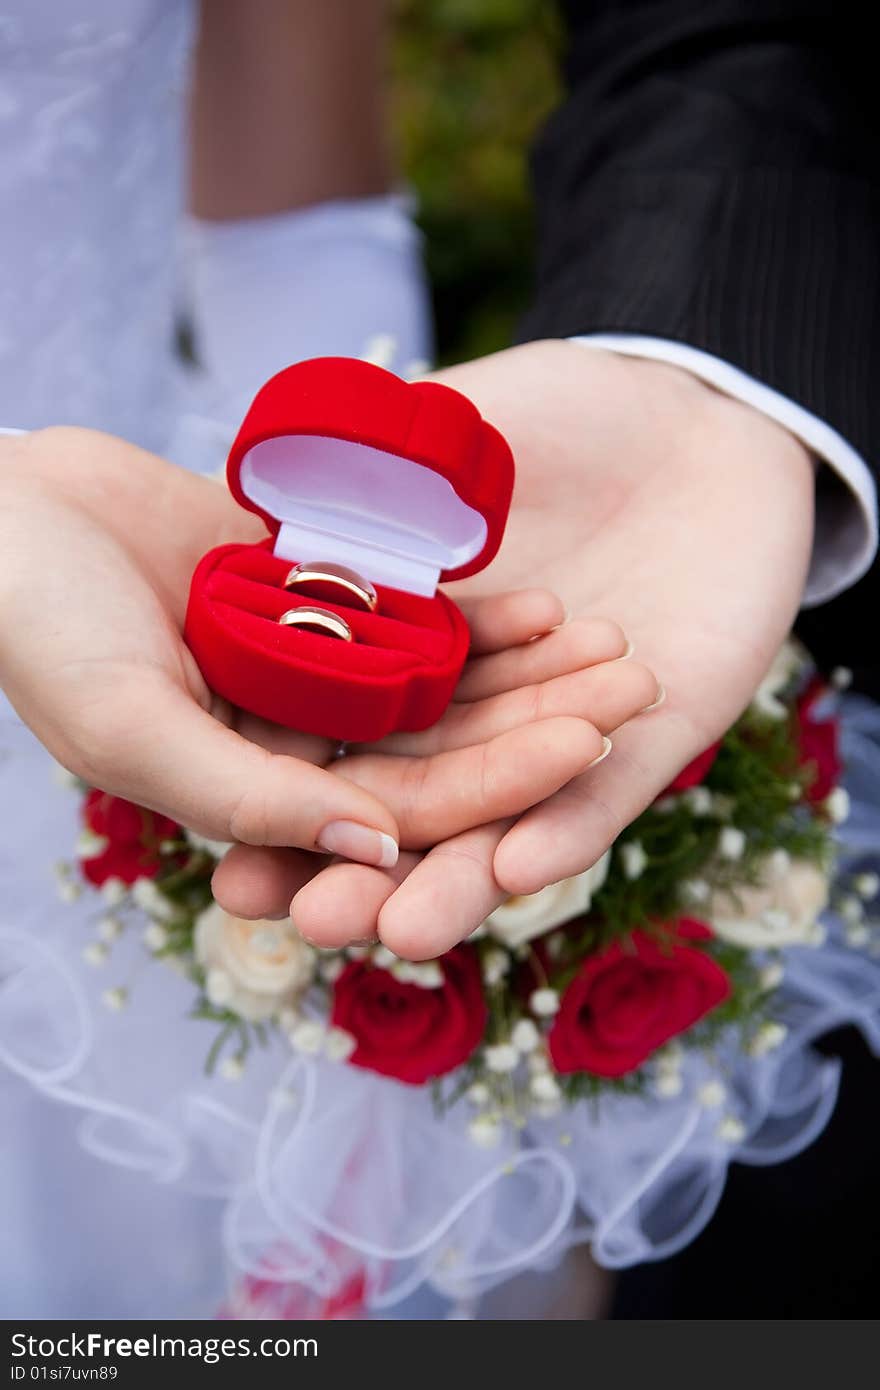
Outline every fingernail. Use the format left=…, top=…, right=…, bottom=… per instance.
left=641, top=684, right=666, bottom=713
left=587, top=736, right=613, bottom=769
left=316, top=821, right=399, bottom=869
left=614, top=638, right=635, bottom=662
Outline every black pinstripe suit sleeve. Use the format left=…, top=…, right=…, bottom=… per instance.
left=518, top=0, right=880, bottom=467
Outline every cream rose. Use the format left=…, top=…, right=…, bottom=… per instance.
left=194, top=905, right=315, bottom=1021
left=707, top=857, right=829, bottom=949
left=484, top=852, right=611, bottom=949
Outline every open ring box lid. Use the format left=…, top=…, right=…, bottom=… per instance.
left=184, top=357, right=515, bottom=742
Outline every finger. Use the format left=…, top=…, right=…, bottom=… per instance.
left=456, top=617, right=630, bottom=703
left=231, top=710, right=335, bottom=765
left=493, top=701, right=701, bottom=895
left=378, top=659, right=658, bottom=756
left=85, top=673, right=400, bottom=866
left=377, top=822, right=510, bottom=960
left=338, top=715, right=608, bottom=848
left=456, top=588, right=567, bottom=655
left=290, top=852, right=421, bottom=949
left=211, top=843, right=320, bottom=920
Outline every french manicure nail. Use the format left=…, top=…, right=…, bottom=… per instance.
left=316, top=821, right=399, bottom=869
left=641, top=684, right=666, bottom=713
left=614, top=638, right=635, bottom=662
left=587, top=736, right=613, bottom=769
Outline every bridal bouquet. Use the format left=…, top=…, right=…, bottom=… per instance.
left=62, top=643, right=874, bottom=1150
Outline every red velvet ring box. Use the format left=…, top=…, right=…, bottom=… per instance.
left=184, top=357, right=515, bottom=742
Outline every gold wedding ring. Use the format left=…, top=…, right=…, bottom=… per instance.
left=283, top=560, right=378, bottom=613
left=278, top=606, right=354, bottom=642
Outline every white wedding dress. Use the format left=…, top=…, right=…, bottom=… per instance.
left=3, top=0, right=880, bottom=1324
left=0, top=0, right=430, bottom=1318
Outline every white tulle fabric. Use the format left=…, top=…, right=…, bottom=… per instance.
left=0, top=0, right=432, bottom=1316
left=2, top=699, right=879, bottom=1316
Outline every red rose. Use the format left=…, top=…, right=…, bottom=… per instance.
left=796, top=678, right=842, bottom=803
left=331, top=946, right=487, bottom=1085
left=80, top=789, right=180, bottom=887
left=548, top=920, right=730, bottom=1078
left=664, top=742, right=722, bottom=794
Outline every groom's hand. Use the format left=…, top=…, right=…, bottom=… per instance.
left=286, top=341, right=815, bottom=957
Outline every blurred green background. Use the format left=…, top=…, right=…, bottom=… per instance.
left=391, top=0, right=560, bottom=365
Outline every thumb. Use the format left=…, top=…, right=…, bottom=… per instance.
left=71, top=678, right=400, bottom=870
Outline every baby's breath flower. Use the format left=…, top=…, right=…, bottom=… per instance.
left=685, top=787, right=714, bottom=817
left=824, top=788, right=850, bottom=824
left=855, top=873, right=880, bottom=901
left=758, top=960, right=785, bottom=992
left=717, top=1115, right=747, bottom=1144
left=656, top=1072, right=684, bottom=1098
left=466, top=1082, right=490, bottom=1107
left=76, top=828, right=109, bottom=860
left=290, top=1021, right=325, bottom=1055
left=143, top=923, right=168, bottom=951
left=718, top=827, right=746, bottom=861
left=413, top=962, right=444, bottom=989
left=529, top=1072, right=561, bottom=1104
left=219, top=1055, right=245, bottom=1081
left=325, top=1027, right=356, bottom=1062
left=839, top=895, right=864, bottom=925
left=768, top=849, right=792, bottom=881
left=82, top=942, right=108, bottom=967
left=482, top=948, right=510, bottom=986
left=468, top=1115, right=503, bottom=1149
left=511, top=1019, right=541, bottom=1054
left=620, top=840, right=648, bottom=880
left=100, top=877, right=127, bottom=906
left=319, top=955, right=345, bottom=983
left=697, top=1080, right=726, bottom=1109
left=682, top=878, right=710, bottom=905
left=485, top=1043, right=519, bottom=1074
left=529, top=988, right=560, bottom=1018
left=746, top=1021, right=788, bottom=1057
left=102, top=986, right=128, bottom=1012
left=97, top=915, right=123, bottom=943
left=131, top=878, right=175, bottom=921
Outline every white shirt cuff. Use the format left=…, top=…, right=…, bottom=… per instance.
left=571, top=334, right=878, bottom=608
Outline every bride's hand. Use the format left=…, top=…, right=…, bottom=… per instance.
left=0, top=426, right=655, bottom=888
left=277, top=341, right=815, bottom=958
left=0, top=428, right=401, bottom=866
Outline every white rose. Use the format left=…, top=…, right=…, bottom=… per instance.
left=706, top=858, right=829, bottom=949
left=484, top=852, right=611, bottom=949
left=194, top=905, right=315, bottom=1021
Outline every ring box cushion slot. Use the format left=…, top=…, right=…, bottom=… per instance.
left=184, top=357, right=514, bottom=741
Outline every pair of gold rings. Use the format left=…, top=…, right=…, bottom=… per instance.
left=278, top=561, right=378, bottom=643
